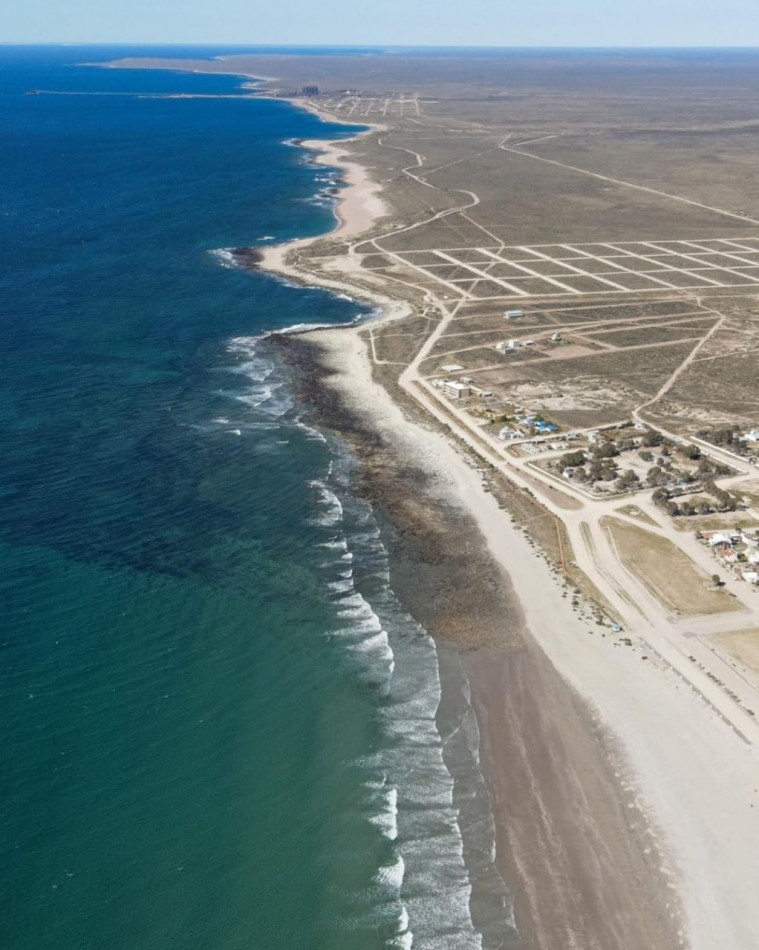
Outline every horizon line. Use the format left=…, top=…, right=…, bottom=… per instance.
left=3, top=42, right=759, bottom=51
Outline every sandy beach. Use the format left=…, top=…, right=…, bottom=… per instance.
left=256, top=110, right=759, bottom=949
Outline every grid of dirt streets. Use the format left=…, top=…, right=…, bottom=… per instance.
left=393, top=236, right=759, bottom=299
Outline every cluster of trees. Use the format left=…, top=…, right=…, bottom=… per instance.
left=697, top=427, right=739, bottom=447
left=697, top=426, right=756, bottom=458
left=652, top=486, right=741, bottom=517
left=615, top=469, right=640, bottom=492
left=556, top=427, right=735, bottom=498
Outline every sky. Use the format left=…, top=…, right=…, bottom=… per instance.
left=1, top=0, right=757, bottom=47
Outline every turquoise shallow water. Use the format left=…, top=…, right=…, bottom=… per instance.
left=0, top=48, right=508, bottom=949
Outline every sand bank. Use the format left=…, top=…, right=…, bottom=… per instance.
left=259, top=114, right=389, bottom=282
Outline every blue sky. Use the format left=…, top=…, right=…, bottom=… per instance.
left=1, top=0, right=757, bottom=46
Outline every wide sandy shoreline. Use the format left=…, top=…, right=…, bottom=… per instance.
left=259, top=125, right=683, bottom=946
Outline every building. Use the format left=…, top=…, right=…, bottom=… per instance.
left=499, top=427, right=521, bottom=441
left=441, top=380, right=471, bottom=399
left=504, top=309, right=524, bottom=319
left=708, top=533, right=732, bottom=548
left=742, top=571, right=759, bottom=585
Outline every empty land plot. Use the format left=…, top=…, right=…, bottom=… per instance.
left=586, top=318, right=716, bottom=347
left=546, top=300, right=699, bottom=322
left=508, top=339, right=695, bottom=387
left=428, top=145, right=759, bottom=244
left=385, top=240, right=759, bottom=300
left=466, top=342, right=696, bottom=425
left=650, top=352, right=759, bottom=425
left=422, top=345, right=543, bottom=375
left=602, top=517, right=741, bottom=616
left=449, top=317, right=554, bottom=338
left=524, top=132, right=759, bottom=225
left=710, top=629, right=759, bottom=688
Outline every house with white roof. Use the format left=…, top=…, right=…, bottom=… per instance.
left=708, top=533, right=732, bottom=547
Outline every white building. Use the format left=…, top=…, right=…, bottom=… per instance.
left=442, top=380, right=471, bottom=399
left=708, top=533, right=732, bottom=547
left=504, top=309, right=524, bottom=319
left=499, top=427, right=521, bottom=441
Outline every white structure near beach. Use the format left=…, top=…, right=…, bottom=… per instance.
left=441, top=380, right=471, bottom=399
left=499, top=427, right=522, bottom=441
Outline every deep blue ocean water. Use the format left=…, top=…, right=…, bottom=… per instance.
left=0, top=47, right=508, bottom=949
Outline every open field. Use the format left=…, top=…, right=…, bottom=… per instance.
left=710, top=628, right=759, bottom=687
left=602, top=516, right=741, bottom=615
left=374, top=238, right=759, bottom=301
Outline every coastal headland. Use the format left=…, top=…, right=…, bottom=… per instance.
left=107, top=50, right=759, bottom=949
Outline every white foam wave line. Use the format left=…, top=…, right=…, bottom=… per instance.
left=389, top=931, right=413, bottom=950
left=327, top=580, right=354, bottom=594
left=234, top=387, right=274, bottom=408
left=349, top=495, right=492, bottom=945
left=376, top=853, right=405, bottom=891
left=294, top=421, right=327, bottom=443
left=368, top=786, right=399, bottom=841
left=224, top=352, right=275, bottom=379
left=315, top=539, right=348, bottom=551
left=309, top=482, right=344, bottom=526
left=332, top=612, right=383, bottom=634
left=208, top=247, right=236, bottom=269
left=311, top=475, right=494, bottom=946
left=349, top=629, right=393, bottom=660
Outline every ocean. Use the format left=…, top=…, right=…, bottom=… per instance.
left=0, top=47, right=509, bottom=949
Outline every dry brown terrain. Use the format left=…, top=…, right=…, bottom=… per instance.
left=711, top=628, right=759, bottom=685
left=602, top=516, right=740, bottom=615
